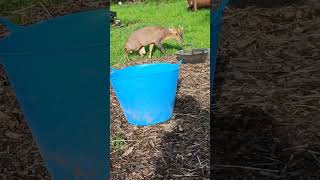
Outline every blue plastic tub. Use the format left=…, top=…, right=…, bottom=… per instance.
left=211, top=0, right=229, bottom=89
left=0, top=9, right=109, bottom=180
left=111, top=61, right=181, bottom=126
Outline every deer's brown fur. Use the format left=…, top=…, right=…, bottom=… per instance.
left=124, top=26, right=183, bottom=60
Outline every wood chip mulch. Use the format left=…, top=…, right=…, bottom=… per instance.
left=212, top=0, right=320, bottom=179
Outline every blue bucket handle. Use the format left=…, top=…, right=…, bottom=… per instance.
left=0, top=17, right=23, bottom=34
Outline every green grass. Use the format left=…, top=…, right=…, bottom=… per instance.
left=110, top=0, right=210, bottom=66
left=111, top=134, right=126, bottom=151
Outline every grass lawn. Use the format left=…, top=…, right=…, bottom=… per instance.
left=110, top=0, right=210, bottom=66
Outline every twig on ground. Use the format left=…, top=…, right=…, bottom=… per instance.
left=39, top=1, right=52, bottom=18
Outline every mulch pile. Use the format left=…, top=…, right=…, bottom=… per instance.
left=212, top=0, right=320, bottom=179
left=110, top=56, right=210, bottom=179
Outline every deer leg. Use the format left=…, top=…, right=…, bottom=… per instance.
left=139, top=47, right=146, bottom=57
left=142, top=47, right=146, bottom=55
left=124, top=50, right=130, bottom=61
left=156, top=43, right=166, bottom=55
left=149, top=44, right=154, bottom=58
left=139, top=48, right=143, bottom=57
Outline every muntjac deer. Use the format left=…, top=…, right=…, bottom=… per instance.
left=124, top=26, right=183, bottom=59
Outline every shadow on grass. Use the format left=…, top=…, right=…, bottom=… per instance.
left=146, top=43, right=183, bottom=53
left=154, top=95, right=210, bottom=179
left=163, top=43, right=183, bottom=51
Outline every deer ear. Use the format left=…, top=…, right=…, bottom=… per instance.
left=168, top=28, right=174, bottom=34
